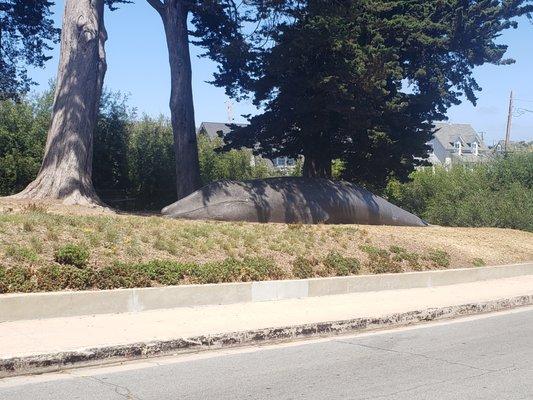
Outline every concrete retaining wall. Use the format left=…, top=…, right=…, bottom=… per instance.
left=1, top=262, right=532, bottom=322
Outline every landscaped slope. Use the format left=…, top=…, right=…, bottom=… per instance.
left=0, top=200, right=531, bottom=293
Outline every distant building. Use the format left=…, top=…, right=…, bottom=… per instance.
left=490, top=139, right=533, bottom=155
left=197, top=122, right=248, bottom=139
left=427, top=123, right=489, bottom=168
left=197, top=122, right=297, bottom=173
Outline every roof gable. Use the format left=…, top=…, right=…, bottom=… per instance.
left=198, top=122, right=248, bottom=139
left=433, top=123, right=487, bottom=151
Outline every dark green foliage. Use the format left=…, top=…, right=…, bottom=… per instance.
left=54, top=244, right=90, bottom=268
left=0, top=0, right=59, bottom=100
left=0, top=0, right=129, bottom=100
left=224, top=0, right=533, bottom=189
left=385, top=153, right=533, bottom=231
left=291, top=256, right=315, bottom=279
left=0, top=89, right=52, bottom=195
left=127, top=116, right=177, bottom=210
left=92, top=91, right=135, bottom=208
left=0, top=90, right=277, bottom=210
left=188, top=1, right=294, bottom=99
left=322, top=252, right=360, bottom=276
left=198, top=133, right=274, bottom=185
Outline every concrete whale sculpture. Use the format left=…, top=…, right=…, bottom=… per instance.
left=162, top=177, right=427, bottom=226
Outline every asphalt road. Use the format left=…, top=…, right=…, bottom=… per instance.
left=2, top=307, right=533, bottom=399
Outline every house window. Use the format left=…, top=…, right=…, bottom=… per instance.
left=472, top=142, right=479, bottom=156
left=273, top=157, right=285, bottom=167
left=454, top=141, right=462, bottom=155
left=273, top=157, right=296, bottom=169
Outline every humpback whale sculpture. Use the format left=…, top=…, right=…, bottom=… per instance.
left=162, top=177, right=427, bottom=226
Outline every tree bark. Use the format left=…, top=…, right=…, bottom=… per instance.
left=303, top=156, right=332, bottom=179
left=11, top=0, right=107, bottom=206
left=148, top=0, right=201, bottom=200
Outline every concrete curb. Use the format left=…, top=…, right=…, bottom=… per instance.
left=1, top=262, right=532, bottom=322
left=1, top=294, right=531, bottom=378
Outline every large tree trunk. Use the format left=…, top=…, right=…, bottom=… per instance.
left=148, top=0, right=201, bottom=201
left=303, top=155, right=332, bottom=179
left=11, top=0, right=107, bottom=206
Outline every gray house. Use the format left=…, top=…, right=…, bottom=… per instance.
left=427, top=123, right=489, bottom=168
left=197, top=122, right=297, bottom=172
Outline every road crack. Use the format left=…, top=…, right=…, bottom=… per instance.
left=335, top=339, right=503, bottom=373
left=83, top=375, right=144, bottom=400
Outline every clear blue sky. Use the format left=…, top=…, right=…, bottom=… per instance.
left=30, top=1, right=533, bottom=145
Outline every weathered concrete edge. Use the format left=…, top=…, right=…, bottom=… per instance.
left=1, top=262, right=532, bottom=322
left=1, top=294, right=532, bottom=378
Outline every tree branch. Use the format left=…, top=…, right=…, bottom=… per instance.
left=146, top=0, right=165, bottom=15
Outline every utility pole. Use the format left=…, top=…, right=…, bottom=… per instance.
left=225, top=100, right=234, bottom=123
left=504, top=90, right=513, bottom=153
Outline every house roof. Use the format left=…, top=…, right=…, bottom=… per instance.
left=432, top=123, right=488, bottom=152
left=197, top=122, right=248, bottom=139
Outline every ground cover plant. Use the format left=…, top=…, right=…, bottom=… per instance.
left=0, top=203, right=531, bottom=293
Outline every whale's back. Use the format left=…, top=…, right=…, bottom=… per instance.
left=162, top=177, right=427, bottom=227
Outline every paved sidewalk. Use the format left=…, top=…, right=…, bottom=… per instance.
left=1, top=275, right=533, bottom=362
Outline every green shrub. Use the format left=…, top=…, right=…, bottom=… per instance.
left=389, top=246, right=421, bottom=269
left=367, top=254, right=403, bottom=274
left=291, top=257, right=315, bottom=279
left=237, top=257, right=285, bottom=281
left=135, top=260, right=188, bottom=285
left=323, top=252, right=360, bottom=276
left=385, top=153, right=533, bottom=232
left=54, top=244, right=90, bottom=268
left=472, top=258, right=486, bottom=267
left=95, top=264, right=152, bottom=289
left=1, top=266, right=35, bottom=293
left=361, top=246, right=402, bottom=274
left=35, top=265, right=70, bottom=291
left=426, top=249, right=451, bottom=268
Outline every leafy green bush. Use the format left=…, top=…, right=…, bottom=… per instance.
left=360, top=245, right=403, bottom=274
left=385, top=153, right=533, bottom=231
left=0, top=257, right=288, bottom=293
left=0, top=91, right=278, bottom=211
left=322, top=252, right=360, bottom=276
left=291, top=257, right=315, bottom=279
left=425, top=249, right=450, bottom=268
left=0, top=266, right=35, bottom=293
left=94, top=264, right=152, bottom=289
left=54, top=244, right=90, bottom=268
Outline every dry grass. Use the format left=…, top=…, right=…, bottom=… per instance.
left=0, top=198, right=531, bottom=276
